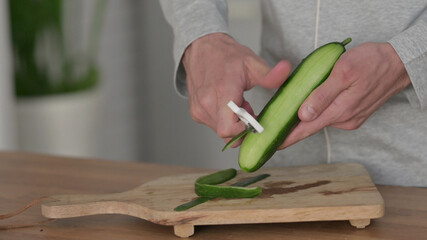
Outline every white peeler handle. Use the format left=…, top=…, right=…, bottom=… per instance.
left=227, top=101, right=264, bottom=133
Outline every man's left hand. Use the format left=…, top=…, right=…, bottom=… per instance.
left=280, top=42, right=411, bottom=149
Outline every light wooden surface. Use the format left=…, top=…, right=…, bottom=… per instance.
left=41, top=163, right=384, bottom=237
left=1, top=151, right=427, bottom=239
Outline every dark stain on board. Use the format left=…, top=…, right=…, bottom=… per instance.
left=260, top=180, right=331, bottom=198
left=156, top=215, right=203, bottom=225
left=263, top=180, right=295, bottom=188
left=320, top=186, right=376, bottom=196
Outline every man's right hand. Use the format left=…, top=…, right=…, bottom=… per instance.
left=182, top=33, right=292, bottom=146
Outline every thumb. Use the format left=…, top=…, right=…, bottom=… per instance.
left=247, top=60, right=292, bottom=89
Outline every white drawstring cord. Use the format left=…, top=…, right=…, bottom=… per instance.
left=314, top=0, right=320, bottom=49
left=324, top=128, right=331, bottom=164
left=313, top=0, right=332, bottom=164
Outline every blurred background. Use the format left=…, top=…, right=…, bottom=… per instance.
left=0, top=0, right=261, bottom=169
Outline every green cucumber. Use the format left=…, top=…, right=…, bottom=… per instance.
left=194, top=168, right=264, bottom=198
left=238, top=38, right=352, bottom=172
left=174, top=173, right=270, bottom=211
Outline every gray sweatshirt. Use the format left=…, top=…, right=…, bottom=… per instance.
left=160, top=0, right=427, bottom=187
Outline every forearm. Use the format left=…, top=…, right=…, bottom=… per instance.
left=388, top=8, right=427, bottom=110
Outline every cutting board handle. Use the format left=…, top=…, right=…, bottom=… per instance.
left=41, top=191, right=196, bottom=238
left=41, top=191, right=142, bottom=219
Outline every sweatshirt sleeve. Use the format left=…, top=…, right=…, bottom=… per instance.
left=388, top=7, right=427, bottom=110
left=159, top=0, right=229, bottom=98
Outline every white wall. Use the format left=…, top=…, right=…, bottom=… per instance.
left=0, top=0, right=16, bottom=150
left=93, top=0, right=263, bottom=169
left=131, top=0, right=262, bottom=169
left=96, top=0, right=140, bottom=161
left=133, top=0, right=239, bottom=168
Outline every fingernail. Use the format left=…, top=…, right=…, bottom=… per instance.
left=302, top=105, right=316, bottom=121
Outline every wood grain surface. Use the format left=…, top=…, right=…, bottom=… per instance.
left=41, top=163, right=384, bottom=237
left=1, top=151, right=427, bottom=239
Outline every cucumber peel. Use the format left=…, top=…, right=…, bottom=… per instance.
left=194, top=168, right=265, bottom=198
left=175, top=172, right=270, bottom=211
left=195, top=183, right=261, bottom=198
left=222, top=128, right=253, bottom=152
left=196, top=168, right=237, bottom=185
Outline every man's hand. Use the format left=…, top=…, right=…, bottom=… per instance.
left=183, top=33, right=291, bottom=146
left=280, top=42, right=411, bottom=149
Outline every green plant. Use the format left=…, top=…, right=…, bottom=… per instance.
left=9, top=0, right=107, bottom=97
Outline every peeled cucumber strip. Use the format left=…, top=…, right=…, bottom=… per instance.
left=222, top=128, right=253, bottom=152
left=174, top=173, right=270, bottom=211
left=194, top=168, right=266, bottom=199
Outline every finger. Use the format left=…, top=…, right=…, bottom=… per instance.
left=313, top=71, right=384, bottom=129
left=279, top=119, right=326, bottom=149
left=241, top=99, right=255, bottom=116
left=299, top=62, right=353, bottom=122
left=243, top=56, right=271, bottom=88
left=189, top=100, right=216, bottom=130
left=329, top=119, right=364, bottom=130
left=216, top=91, right=248, bottom=139
left=329, top=87, right=393, bottom=130
left=217, top=106, right=247, bottom=139
left=186, top=73, right=218, bottom=130
left=280, top=90, right=350, bottom=149
left=252, top=60, right=292, bottom=89
left=221, top=99, right=255, bottom=147
left=188, top=91, right=217, bottom=131
left=194, top=87, right=219, bottom=124
left=223, top=137, right=243, bottom=148
left=280, top=79, right=381, bottom=149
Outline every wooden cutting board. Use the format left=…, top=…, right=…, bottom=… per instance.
left=41, top=163, right=384, bottom=238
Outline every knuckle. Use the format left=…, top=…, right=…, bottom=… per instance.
left=331, top=100, right=361, bottom=123
left=243, top=55, right=256, bottom=69
left=336, top=61, right=358, bottom=86
left=243, top=55, right=268, bottom=82
left=341, top=119, right=363, bottom=130
left=217, top=125, right=232, bottom=138
left=243, top=56, right=255, bottom=81
left=189, top=105, right=203, bottom=123
left=353, top=118, right=365, bottom=129
left=340, top=110, right=355, bottom=123
left=345, top=122, right=358, bottom=130
left=314, top=91, right=330, bottom=106
left=198, top=92, right=215, bottom=110
left=215, top=82, right=228, bottom=96
left=327, top=101, right=345, bottom=121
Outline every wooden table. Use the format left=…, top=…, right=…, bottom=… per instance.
left=1, top=152, right=426, bottom=239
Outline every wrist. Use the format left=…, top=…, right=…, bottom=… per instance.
left=383, top=43, right=411, bottom=88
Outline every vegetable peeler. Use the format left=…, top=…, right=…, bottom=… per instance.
left=227, top=100, right=264, bottom=134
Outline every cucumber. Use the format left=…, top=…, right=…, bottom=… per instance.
left=238, top=38, right=352, bottom=172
